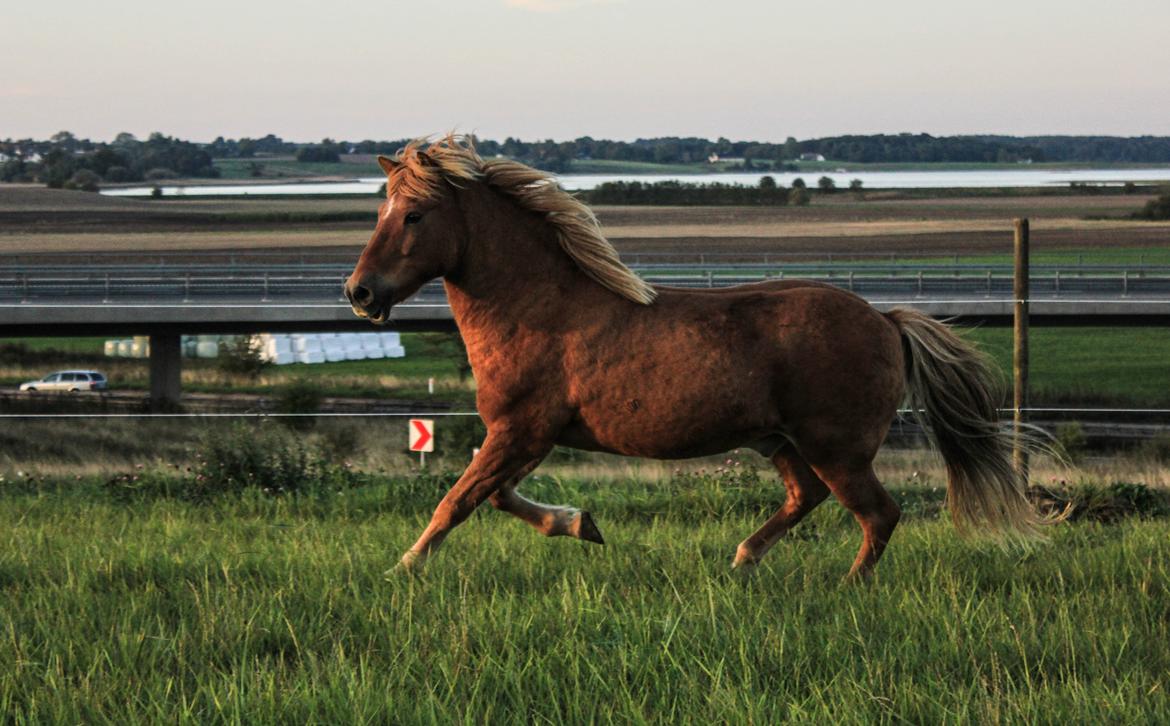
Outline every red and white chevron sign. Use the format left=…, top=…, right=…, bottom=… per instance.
left=408, top=419, right=434, bottom=452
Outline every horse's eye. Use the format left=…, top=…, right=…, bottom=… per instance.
left=404, top=211, right=423, bottom=225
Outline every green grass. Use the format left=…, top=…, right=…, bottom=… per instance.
left=0, top=475, right=1166, bottom=722
left=213, top=158, right=377, bottom=180
left=966, top=327, right=1170, bottom=406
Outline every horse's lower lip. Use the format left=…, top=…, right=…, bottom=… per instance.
left=369, top=304, right=391, bottom=324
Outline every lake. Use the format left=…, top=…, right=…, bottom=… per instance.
left=101, top=167, right=1170, bottom=198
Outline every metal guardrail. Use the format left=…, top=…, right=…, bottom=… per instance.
left=2, top=250, right=1167, bottom=268
left=2, top=267, right=1170, bottom=304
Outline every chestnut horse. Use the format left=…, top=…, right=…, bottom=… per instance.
left=345, top=136, right=1042, bottom=579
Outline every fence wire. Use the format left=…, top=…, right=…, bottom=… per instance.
left=2, top=407, right=1170, bottom=420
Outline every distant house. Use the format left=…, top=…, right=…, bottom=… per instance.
left=707, top=153, right=720, bottom=163
left=0, top=152, right=9, bottom=163
left=799, top=152, right=826, bottom=162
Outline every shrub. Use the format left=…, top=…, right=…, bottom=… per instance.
left=104, top=165, right=132, bottom=182
left=188, top=422, right=362, bottom=499
left=439, top=415, right=487, bottom=461
left=1054, top=421, right=1089, bottom=461
left=788, top=187, right=811, bottom=206
left=273, top=378, right=323, bottom=431
left=217, top=335, right=269, bottom=380
left=1137, top=432, right=1170, bottom=463
left=63, top=169, right=101, bottom=192
left=1134, top=188, right=1170, bottom=220
left=145, top=167, right=179, bottom=180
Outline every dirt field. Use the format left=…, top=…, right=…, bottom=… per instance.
left=1, top=185, right=1168, bottom=257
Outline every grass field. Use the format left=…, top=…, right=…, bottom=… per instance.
left=0, top=473, right=1167, bottom=722
left=212, top=157, right=378, bottom=180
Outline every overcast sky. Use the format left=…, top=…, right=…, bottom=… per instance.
left=4, top=0, right=1169, bottom=142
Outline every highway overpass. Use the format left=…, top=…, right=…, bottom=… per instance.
left=4, top=252, right=1169, bottom=407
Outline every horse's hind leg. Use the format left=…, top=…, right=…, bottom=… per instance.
left=733, top=449, right=830, bottom=569
left=488, top=461, right=605, bottom=544
left=811, top=463, right=901, bottom=580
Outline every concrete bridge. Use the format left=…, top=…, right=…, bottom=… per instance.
left=4, top=253, right=1170, bottom=407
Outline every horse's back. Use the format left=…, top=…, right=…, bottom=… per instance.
left=560, top=280, right=905, bottom=458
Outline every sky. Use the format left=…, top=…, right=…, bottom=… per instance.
left=4, top=0, right=1169, bottom=143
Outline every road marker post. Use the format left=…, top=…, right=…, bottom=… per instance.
left=409, top=418, right=434, bottom=469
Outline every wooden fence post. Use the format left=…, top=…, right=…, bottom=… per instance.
left=1013, top=218, right=1030, bottom=484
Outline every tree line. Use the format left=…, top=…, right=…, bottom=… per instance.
left=6, top=131, right=1170, bottom=190
left=0, top=131, right=218, bottom=190
left=574, top=177, right=853, bottom=206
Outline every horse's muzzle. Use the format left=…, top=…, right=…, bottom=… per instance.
left=344, top=275, right=395, bottom=325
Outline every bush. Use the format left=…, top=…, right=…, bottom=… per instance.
left=439, top=416, right=487, bottom=461
left=217, top=335, right=269, bottom=380
left=1033, top=482, right=1170, bottom=522
left=103, top=422, right=367, bottom=502
left=189, top=422, right=361, bottom=499
left=104, top=165, right=132, bottom=182
left=63, top=169, right=101, bottom=192
left=1134, top=188, right=1170, bottom=220
left=274, top=378, right=324, bottom=431
left=1137, top=432, right=1170, bottom=463
left=144, top=167, right=178, bottom=180
left=1054, top=421, right=1089, bottom=461
left=817, top=176, right=836, bottom=193
left=788, top=186, right=811, bottom=206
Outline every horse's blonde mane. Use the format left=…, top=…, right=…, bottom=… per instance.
left=383, top=135, right=656, bottom=305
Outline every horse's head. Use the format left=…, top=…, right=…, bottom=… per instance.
left=344, top=151, right=468, bottom=324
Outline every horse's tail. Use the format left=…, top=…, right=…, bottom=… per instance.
left=887, top=308, right=1047, bottom=540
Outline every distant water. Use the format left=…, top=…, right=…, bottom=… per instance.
left=101, top=167, right=1170, bottom=198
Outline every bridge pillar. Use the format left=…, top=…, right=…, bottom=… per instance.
left=149, top=333, right=182, bottom=411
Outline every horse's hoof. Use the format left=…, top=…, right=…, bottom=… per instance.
left=385, top=552, right=423, bottom=579
left=732, top=543, right=760, bottom=571
left=731, top=557, right=758, bottom=573
left=574, top=511, right=605, bottom=545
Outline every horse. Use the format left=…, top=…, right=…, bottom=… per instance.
left=344, top=136, right=1044, bottom=579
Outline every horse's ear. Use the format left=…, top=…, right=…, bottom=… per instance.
left=376, top=155, right=398, bottom=175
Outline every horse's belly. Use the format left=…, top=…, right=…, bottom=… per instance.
left=558, top=396, right=781, bottom=459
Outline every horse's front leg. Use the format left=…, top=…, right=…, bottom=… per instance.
left=396, top=433, right=549, bottom=573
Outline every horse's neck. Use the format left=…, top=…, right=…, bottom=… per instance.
left=442, top=186, right=614, bottom=360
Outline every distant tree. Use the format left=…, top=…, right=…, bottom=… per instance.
left=217, top=336, right=269, bottom=381
left=145, top=167, right=179, bottom=180
left=788, top=187, right=811, bottom=206
left=1134, top=188, right=1170, bottom=220
left=104, top=165, right=131, bottom=182
left=758, top=175, right=777, bottom=190
left=791, top=177, right=807, bottom=190
left=849, top=178, right=864, bottom=192
left=63, top=169, right=101, bottom=192
left=296, top=141, right=341, bottom=163
left=817, top=176, right=836, bottom=193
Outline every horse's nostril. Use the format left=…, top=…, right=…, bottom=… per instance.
left=353, top=284, right=373, bottom=306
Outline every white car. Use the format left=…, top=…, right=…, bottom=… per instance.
left=19, top=370, right=108, bottom=392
